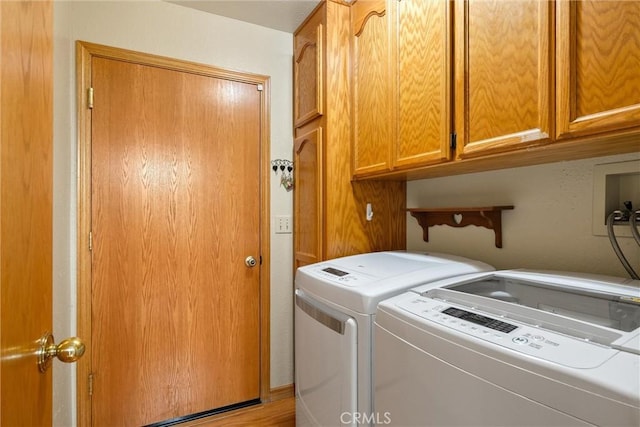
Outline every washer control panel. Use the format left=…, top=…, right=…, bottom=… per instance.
left=396, top=296, right=617, bottom=369
left=309, top=266, right=368, bottom=286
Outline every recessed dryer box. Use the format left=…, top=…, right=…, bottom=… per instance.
left=592, top=159, right=640, bottom=237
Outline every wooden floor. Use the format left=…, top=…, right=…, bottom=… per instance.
left=181, top=396, right=295, bottom=427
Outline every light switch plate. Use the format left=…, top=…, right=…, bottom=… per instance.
left=275, top=215, right=292, bottom=234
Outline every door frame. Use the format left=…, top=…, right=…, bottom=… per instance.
left=75, top=41, right=271, bottom=427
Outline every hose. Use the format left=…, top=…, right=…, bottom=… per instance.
left=630, top=210, right=640, bottom=246
left=607, top=211, right=640, bottom=280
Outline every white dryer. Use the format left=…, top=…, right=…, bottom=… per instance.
left=375, top=270, right=640, bottom=426
left=294, top=251, right=493, bottom=427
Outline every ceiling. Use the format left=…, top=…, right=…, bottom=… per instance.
left=167, top=0, right=322, bottom=33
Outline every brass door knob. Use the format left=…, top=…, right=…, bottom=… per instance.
left=245, top=256, right=257, bottom=268
left=37, top=333, right=85, bottom=373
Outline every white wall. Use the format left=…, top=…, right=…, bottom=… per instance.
left=407, top=152, right=640, bottom=278
left=53, top=1, right=294, bottom=425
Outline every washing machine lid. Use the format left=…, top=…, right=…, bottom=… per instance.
left=411, top=270, right=640, bottom=354
left=295, top=251, right=493, bottom=314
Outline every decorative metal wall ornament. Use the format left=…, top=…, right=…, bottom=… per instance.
left=271, top=159, right=294, bottom=192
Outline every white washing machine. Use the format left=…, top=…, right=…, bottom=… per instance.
left=294, top=251, right=493, bottom=427
left=375, top=270, right=640, bottom=426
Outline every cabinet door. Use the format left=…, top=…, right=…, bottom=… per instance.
left=352, top=0, right=393, bottom=176
left=394, top=0, right=452, bottom=169
left=294, top=7, right=324, bottom=128
left=557, top=1, right=640, bottom=139
left=294, top=127, right=323, bottom=270
left=455, top=0, right=553, bottom=157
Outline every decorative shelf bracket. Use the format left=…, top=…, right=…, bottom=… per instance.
left=408, top=206, right=514, bottom=248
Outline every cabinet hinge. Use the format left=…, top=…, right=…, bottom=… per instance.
left=88, top=373, right=94, bottom=396
left=89, top=231, right=93, bottom=251
left=87, top=87, right=94, bottom=109
left=450, top=132, right=457, bottom=151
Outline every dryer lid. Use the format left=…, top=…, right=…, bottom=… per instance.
left=295, top=251, right=493, bottom=314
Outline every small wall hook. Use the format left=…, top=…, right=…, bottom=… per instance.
left=271, top=159, right=294, bottom=192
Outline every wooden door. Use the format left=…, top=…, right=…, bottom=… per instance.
left=293, top=128, right=323, bottom=270
left=0, top=0, right=54, bottom=425
left=89, top=56, right=262, bottom=426
left=556, top=1, right=640, bottom=139
left=393, top=0, right=452, bottom=169
left=352, top=0, right=393, bottom=177
left=455, top=0, right=553, bottom=157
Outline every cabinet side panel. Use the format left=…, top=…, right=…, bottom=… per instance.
left=350, top=181, right=407, bottom=253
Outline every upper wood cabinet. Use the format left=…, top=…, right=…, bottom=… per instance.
left=347, top=0, right=638, bottom=181
left=294, top=9, right=323, bottom=127
left=556, top=1, right=640, bottom=139
left=351, top=0, right=451, bottom=178
left=455, top=0, right=554, bottom=158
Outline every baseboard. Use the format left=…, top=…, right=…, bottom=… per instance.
left=268, top=384, right=294, bottom=402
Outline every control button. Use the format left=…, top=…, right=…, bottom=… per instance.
left=512, top=336, right=529, bottom=345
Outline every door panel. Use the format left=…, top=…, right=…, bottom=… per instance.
left=0, top=0, right=53, bottom=425
left=90, top=57, right=261, bottom=425
left=395, top=0, right=451, bottom=169
left=294, top=290, right=357, bottom=427
left=456, top=0, right=553, bottom=156
left=293, top=127, right=323, bottom=270
left=352, top=0, right=392, bottom=175
left=556, top=1, right=640, bottom=138
left=294, top=8, right=324, bottom=127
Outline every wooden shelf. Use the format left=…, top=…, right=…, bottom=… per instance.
left=408, top=206, right=514, bottom=248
